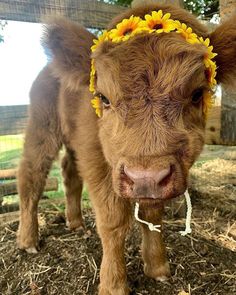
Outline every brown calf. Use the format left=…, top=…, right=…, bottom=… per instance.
left=17, top=4, right=236, bottom=294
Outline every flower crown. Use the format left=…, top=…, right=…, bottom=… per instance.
left=90, top=10, right=217, bottom=118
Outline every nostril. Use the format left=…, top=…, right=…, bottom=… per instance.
left=154, top=167, right=171, bottom=184
left=159, top=165, right=174, bottom=187
left=123, top=165, right=172, bottom=185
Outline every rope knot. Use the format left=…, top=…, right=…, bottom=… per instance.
left=148, top=223, right=161, bottom=232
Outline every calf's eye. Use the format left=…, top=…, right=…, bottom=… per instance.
left=99, top=93, right=110, bottom=107
left=191, top=88, right=203, bottom=104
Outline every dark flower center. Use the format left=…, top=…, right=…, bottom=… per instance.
left=123, top=28, right=133, bottom=35
left=153, top=23, right=163, bottom=30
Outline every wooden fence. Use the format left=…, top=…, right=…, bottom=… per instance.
left=0, top=0, right=126, bottom=29
left=0, top=105, right=58, bottom=208
left=0, top=105, right=28, bottom=135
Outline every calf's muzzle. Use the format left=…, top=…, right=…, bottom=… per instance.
left=123, top=165, right=172, bottom=200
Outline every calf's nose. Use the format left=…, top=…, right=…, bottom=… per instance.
left=124, top=165, right=171, bottom=185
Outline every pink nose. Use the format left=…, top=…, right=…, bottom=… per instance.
left=123, top=165, right=172, bottom=199
left=124, top=166, right=171, bottom=185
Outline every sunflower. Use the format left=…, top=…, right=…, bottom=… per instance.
left=194, top=37, right=217, bottom=88
left=205, top=61, right=217, bottom=88
left=91, top=96, right=102, bottom=118
left=199, top=37, right=217, bottom=63
left=175, top=21, right=199, bottom=44
left=141, top=10, right=176, bottom=33
left=89, top=59, right=96, bottom=93
left=91, top=30, right=110, bottom=52
left=203, top=89, right=214, bottom=118
left=109, top=15, right=142, bottom=42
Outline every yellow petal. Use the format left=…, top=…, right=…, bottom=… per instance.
left=186, top=27, right=191, bottom=33
left=182, top=23, right=187, bottom=30
left=133, top=16, right=141, bottom=24
left=139, top=20, right=149, bottom=28
left=95, top=108, right=101, bottom=117
left=91, top=97, right=100, bottom=108
left=163, top=20, right=176, bottom=32
left=174, top=20, right=181, bottom=28
left=157, top=10, right=163, bottom=18
left=162, top=12, right=171, bottom=21
left=199, top=37, right=204, bottom=43
left=145, top=14, right=152, bottom=22
left=203, top=90, right=214, bottom=117
left=152, top=11, right=159, bottom=20
left=204, top=38, right=210, bottom=46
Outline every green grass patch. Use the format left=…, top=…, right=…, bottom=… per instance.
left=0, top=134, right=24, bottom=152
left=0, top=134, right=24, bottom=169
left=0, top=148, right=22, bottom=169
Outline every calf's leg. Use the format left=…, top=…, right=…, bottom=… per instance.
left=17, top=125, right=61, bottom=252
left=139, top=206, right=171, bottom=281
left=17, top=66, right=62, bottom=252
left=92, top=192, right=131, bottom=295
left=62, top=148, right=83, bottom=230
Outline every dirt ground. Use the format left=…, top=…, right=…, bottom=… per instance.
left=0, top=146, right=236, bottom=295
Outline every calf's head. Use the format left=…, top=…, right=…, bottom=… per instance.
left=93, top=32, right=207, bottom=204
left=44, top=5, right=236, bottom=205
left=90, top=7, right=236, bottom=205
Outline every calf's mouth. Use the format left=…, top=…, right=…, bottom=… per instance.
left=119, top=163, right=186, bottom=206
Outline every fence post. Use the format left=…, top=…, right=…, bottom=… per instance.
left=220, top=0, right=236, bottom=144
left=221, top=89, right=236, bottom=144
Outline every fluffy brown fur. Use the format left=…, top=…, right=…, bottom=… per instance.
left=17, top=4, right=236, bottom=294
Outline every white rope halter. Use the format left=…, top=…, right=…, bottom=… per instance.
left=134, top=190, right=192, bottom=236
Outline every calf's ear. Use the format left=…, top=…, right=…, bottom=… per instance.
left=42, top=17, right=95, bottom=80
left=210, top=15, right=236, bottom=87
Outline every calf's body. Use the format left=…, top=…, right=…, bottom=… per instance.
left=17, top=4, right=236, bottom=294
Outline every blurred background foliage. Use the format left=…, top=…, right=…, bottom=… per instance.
left=104, top=0, right=219, bottom=18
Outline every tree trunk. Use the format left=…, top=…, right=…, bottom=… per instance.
left=220, top=0, right=236, bottom=144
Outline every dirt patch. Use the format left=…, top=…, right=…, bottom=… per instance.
left=0, top=200, right=235, bottom=295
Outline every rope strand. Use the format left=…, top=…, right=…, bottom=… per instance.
left=179, top=190, right=192, bottom=236
left=134, top=202, right=161, bottom=232
left=134, top=190, right=192, bottom=236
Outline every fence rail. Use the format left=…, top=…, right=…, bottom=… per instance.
left=0, top=105, right=28, bottom=135
left=0, top=0, right=126, bottom=29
